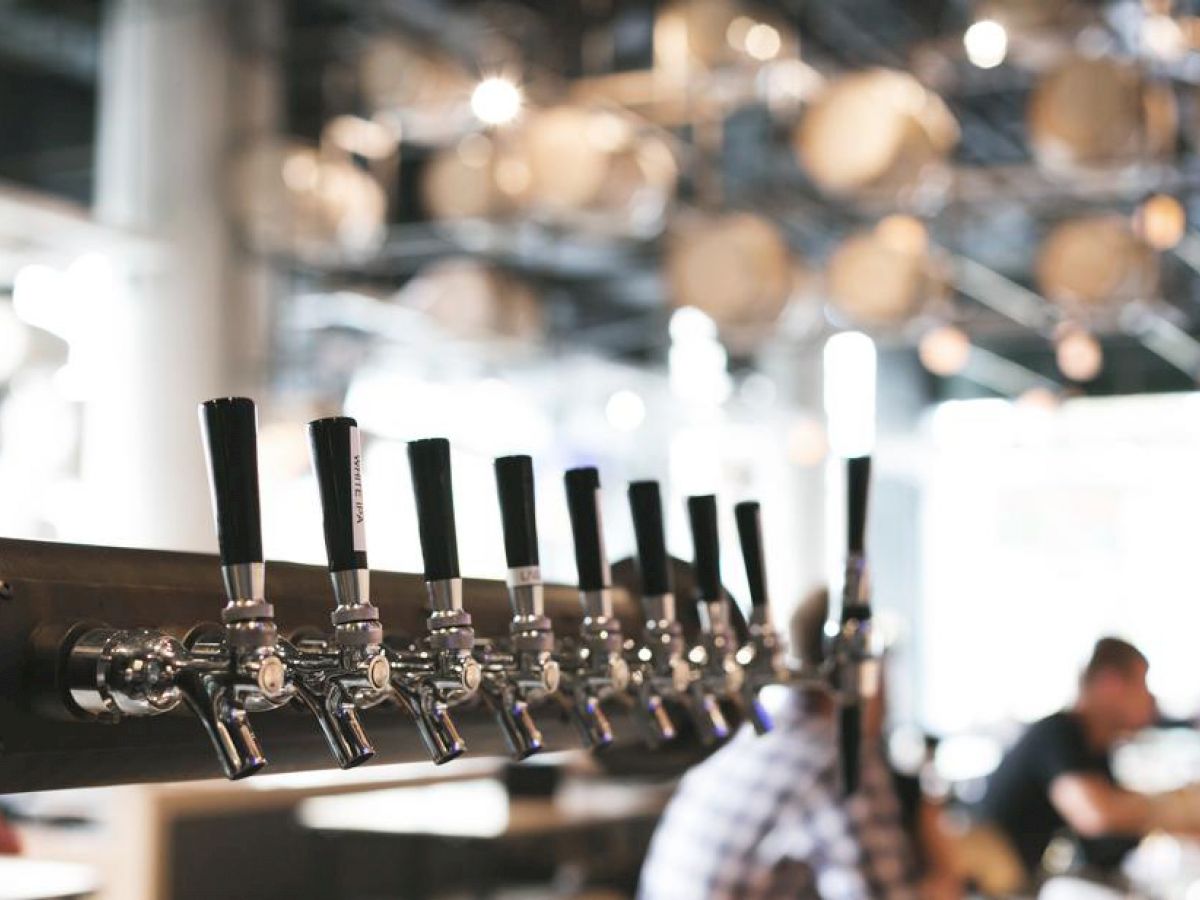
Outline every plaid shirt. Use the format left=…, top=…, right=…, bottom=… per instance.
left=639, top=692, right=918, bottom=900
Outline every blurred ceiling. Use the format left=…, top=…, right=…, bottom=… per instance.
left=4, top=0, right=1200, bottom=400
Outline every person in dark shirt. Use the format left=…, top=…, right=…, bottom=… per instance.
left=977, top=637, right=1200, bottom=888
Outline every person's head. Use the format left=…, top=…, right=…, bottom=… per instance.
left=1077, top=637, right=1155, bottom=737
left=789, top=586, right=829, bottom=672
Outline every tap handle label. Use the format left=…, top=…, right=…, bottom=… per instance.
left=628, top=480, right=672, bottom=598
left=564, top=467, right=610, bottom=592
left=507, top=565, right=542, bottom=587
left=734, top=501, right=769, bottom=609
left=199, top=397, right=264, bottom=565
left=494, top=454, right=540, bottom=569
left=686, top=494, right=723, bottom=603
left=407, top=437, right=460, bottom=581
left=308, top=416, right=368, bottom=572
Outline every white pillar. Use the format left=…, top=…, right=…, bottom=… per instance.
left=83, top=0, right=275, bottom=552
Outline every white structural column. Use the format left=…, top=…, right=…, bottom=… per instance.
left=85, top=0, right=257, bottom=551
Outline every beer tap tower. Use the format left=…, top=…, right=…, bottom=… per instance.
left=827, top=455, right=876, bottom=795
left=286, top=415, right=393, bottom=770
left=685, top=494, right=773, bottom=735
left=476, top=454, right=561, bottom=759
left=557, top=466, right=630, bottom=750
left=17, top=394, right=891, bottom=792
left=627, top=480, right=728, bottom=746
left=390, top=437, right=483, bottom=763
left=733, top=501, right=787, bottom=733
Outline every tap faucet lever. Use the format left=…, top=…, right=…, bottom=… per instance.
left=389, top=438, right=480, bottom=764
left=829, top=455, right=876, bottom=796
left=59, top=399, right=285, bottom=782
left=188, top=398, right=290, bottom=775
left=561, top=467, right=628, bottom=750
left=685, top=494, right=744, bottom=735
left=290, top=415, right=392, bottom=769
left=200, top=397, right=272, bottom=622
left=734, top=500, right=783, bottom=735
left=629, top=481, right=723, bottom=744
left=479, top=455, right=558, bottom=759
left=494, top=455, right=553, bottom=651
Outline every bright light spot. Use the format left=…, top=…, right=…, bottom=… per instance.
left=456, top=133, right=492, bottom=168
left=934, top=733, right=1003, bottom=782
left=493, top=156, right=531, bottom=196
left=918, top=325, right=972, bottom=377
left=1136, top=193, right=1187, bottom=251
left=13, top=264, right=71, bottom=339
left=744, top=23, right=782, bottom=61
left=1055, top=328, right=1103, bottom=382
left=725, top=16, right=755, bottom=51
left=875, top=214, right=928, bottom=257
left=963, top=19, right=1008, bottom=69
left=823, top=331, right=876, bottom=457
left=669, top=306, right=718, bottom=342
left=324, top=114, right=397, bottom=159
left=786, top=417, right=828, bottom=467
left=739, top=372, right=777, bottom=409
left=66, top=252, right=114, bottom=294
left=0, top=304, right=29, bottom=384
left=1143, top=14, right=1187, bottom=61
left=606, top=389, right=647, bottom=432
left=470, top=76, right=523, bottom=127
left=687, top=645, right=707, bottom=664
left=282, top=151, right=320, bottom=192
left=52, top=362, right=91, bottom=401
left=669, top=339, right=731, bottom=405
left=585, top=112, right=630, bottom=152
left=888, top=724, right=929, bottom=775
left=1017, top=386, right=1060, bottom=412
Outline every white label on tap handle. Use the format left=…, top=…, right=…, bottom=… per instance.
left=350, top=426, right=366, bottom=552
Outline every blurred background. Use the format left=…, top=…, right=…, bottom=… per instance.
left=6, top=0, right=1200, bottom=896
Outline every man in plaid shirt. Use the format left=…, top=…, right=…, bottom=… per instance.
left=639, top=590, right=919, bottom=900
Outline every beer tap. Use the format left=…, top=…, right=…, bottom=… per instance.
left=181, top=397, right=295, bottom=776
left=685, top=495, right=760, bottom=730
left=826, top=455, right=876, bottom=795
left=63, top=397, right=292, bottom=779
left=475, top=454, right=560, bottom=760
left=733, top=500, right=785, bottom=734
left=285, top=416, right=393, bottom=769
left=557, top=467, right=630, bottom=750
left=386, top=437, right=482, bottom=764
left=627, top=481, right=727, bottom=746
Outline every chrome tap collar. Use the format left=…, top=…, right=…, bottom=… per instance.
left=643, top=592, right=676, bottom=625
left=222, top=562, right=266, bottom=604
left=507, top=579, right=545, bottom=619
left=698, top=599, right=732, bottom=635
left=426, top=577, right=463, bottom=613
left=580, top=588, right=614, bottom=621
left=330, top=570, right=374, bottom=615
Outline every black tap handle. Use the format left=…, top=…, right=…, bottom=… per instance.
left=628, top=481, right=672, bottom=597
left=407, top=438, right=459, bottom=581
left=565, top=467, right=610, bottom=591
left=494, top=455, right=539, bottom=569
left=734, top=501, right=768, bottom=609
left=839, top=704, right=862, bottom=796
left=686, top=495, right=722, bottom=603
left=308, top=416, right=368, bottom=572
left=199, top=397, right=263, bottom=566
left=847, top=456, right=871, bottom=555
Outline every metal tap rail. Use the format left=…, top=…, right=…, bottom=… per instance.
left=0, top=538, right=672, bottom=793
